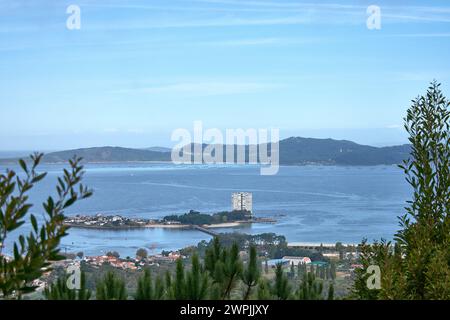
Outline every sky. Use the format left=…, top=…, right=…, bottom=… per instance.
left=1, top=0, right=450, bottom=151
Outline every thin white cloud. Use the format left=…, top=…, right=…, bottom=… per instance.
left=115, top=81, right=282, bottom=96
left=3, top=1, right=450, bottom=35
left=385, top=33, right=450, bottom=38
left=202, top=37, right=321, bottom=46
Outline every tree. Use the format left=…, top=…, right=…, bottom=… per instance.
left=336, top=242, right=345, bottom=260
left=136, top=248, right=148, bottom=260
left=298, top=262, right=307, bottom=279
left=241, top=246, right=260, bottom=300
left=0, top=154, right=92, bottom=299
left=396, top=81, right=450, bottom=299
left=296, top=272, right=323, bottom=300
left=204, top=238, right=243, bottom=299
left=272, top=263, right=291, bottom=300
left=327, top=283, right=334, bottom=300
left=257, top=279, right=272, bottom=300
left=96, top=271, right=127, bottom=300
left=220, top=243, right=242, bottom=299
left=135, top=268, right=165, bottom=300
left=330, top=261, right=336, bottom=280
left=106, top=251, right=120, bottom=259
left=264, top=259, right=269, bottom=274
left=185, top=254, right=209, bottom=300
left=44, top=271, right=91, bottom=300
left=289, top=262, right=295, bottom=279
left=168, top=258, right=186, bottom=300
left=76, top=252, right=84, bottom=260
left=352, top=81, right=450, bottom=300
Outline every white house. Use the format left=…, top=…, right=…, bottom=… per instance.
left=282, top=256, right=312, bottom=266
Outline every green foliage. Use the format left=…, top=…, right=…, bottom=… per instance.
left=241, top=246, right=260, bottom=300
left=166, top=254, right=209, bottom=300
left=171, top=258, right=186, bottom=299
left=330, top=261, right=336, bottom=280
left=185, top=254, right=209, bottom=300
left=205, top=238, right=243, bottom=299
left=136, top=248, right=148, bottom=260
left=0, top=154, right=92, bottom=299
left=352, top=81, right=450, bottom=300
left=135, top=269, right=165, bottom=300
left=44, top=271, right=91, bottom=300
left=106, top=251, right=120, bottom=258
left=256, top=279, right=272, bottom=300
left=272, top=263, right=291, bottom=300
left=327, top=283, right=334, bottom=300
left=297, top=262, right=307, bottom=279
left=220, top=243, right=243, bottom=299
left=296, top=272, right=323, bottom=300
left=164, top=210, right=250, bottom=225
left=96, top=271, right=127, bottom=300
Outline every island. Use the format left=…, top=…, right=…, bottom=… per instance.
left=63, top=210, right=276, bottom=231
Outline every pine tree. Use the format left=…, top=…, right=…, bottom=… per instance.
left=96, top=272, right=127, bottom=300
left=241, top=246, right=261, bottom=300
left=205, top=238, right=243, bottom=299
left=135, top=269, right=152, bottom=300
left=272, top=263, right=291, bottom=300
left=44, top=271, right=91, bottom=300
left=164, top=271, right=173, bottom=299
left=327, top=282, right=334, bottom=300
left=257, top=279, right=272, bottom=300
left=330, top=261, right=336, bottom=280
left=135, top=270, right=165, bottom=300
left=185, top=254, right=209, bottom=300
left=296, top=272, right=323, bottom=300
left=320, top=265, right=325, bottom=279
left=172, top=258, right=186, bottom=299
left=205, top=237, right=222, bottom=274
left=288, top=262, right=295, bottom=279
left=153, top=275, right=165, bottom=300
left=221, top=243, right=243, bottom=299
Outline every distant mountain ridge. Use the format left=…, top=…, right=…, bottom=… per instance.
left=278, top=137, right=410, bottom=165
left=0, top=137, right=411, bottom=166
left=42, top=146, right=171, bottom=163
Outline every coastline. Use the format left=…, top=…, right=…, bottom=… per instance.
left=65, top=221, right=249, bottom=230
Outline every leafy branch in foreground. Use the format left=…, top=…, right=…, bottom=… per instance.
left=352, top=81, right=450, bottom=300
left=0, top=154, right=92, bottom=299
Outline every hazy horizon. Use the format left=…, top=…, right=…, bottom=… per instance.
left=0, top=131, right=412, bottom=155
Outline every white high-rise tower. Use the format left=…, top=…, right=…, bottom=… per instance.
left=231, top=192, right=253, bottom=216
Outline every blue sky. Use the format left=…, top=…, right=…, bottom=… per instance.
left=1, top=0, right=450, bottom=150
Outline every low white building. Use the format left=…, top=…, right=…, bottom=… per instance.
left=323, top=252, right=341, bottom=259
left=282, top=256, right=312, bottom=266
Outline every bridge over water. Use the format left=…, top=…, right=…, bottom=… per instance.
left=191, top=225, right=219, bottom=237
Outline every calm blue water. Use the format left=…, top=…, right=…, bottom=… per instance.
left=1, top=163, right=410, bottom=257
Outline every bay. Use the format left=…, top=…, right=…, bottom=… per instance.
left=1, top=162, right=410, bottom=257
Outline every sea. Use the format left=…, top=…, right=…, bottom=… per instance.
left=1, top=163, right=410, bottom=257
